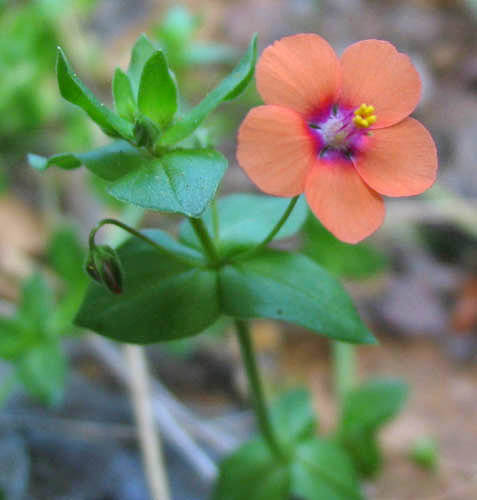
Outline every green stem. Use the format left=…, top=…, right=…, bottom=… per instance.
left=189, top=217, right=220, bottom=266
left=333, top=341, right=356, bottom=411
left=235, top=319, right=286, bottom=460
left=234, top=195, right=299, bottom=261
left=211, top=199, right=219, bottom=244
left=89, top=218, right=203, bottom=268
left=110, top=206, right=146, bottom=246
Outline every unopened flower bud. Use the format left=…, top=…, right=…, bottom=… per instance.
left=134, top=115, right=159, bottom=149
left=85, top=253, right=101, bottom=283
left=85, top=245, right=124, bottom=294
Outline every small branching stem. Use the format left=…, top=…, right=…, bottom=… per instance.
left=189, top=217, right=221, bottom=266
left=333, top=341, right=356, bottom=412
left=233, top=195, right=300, bottom=261
left=88, top=217, right=203, bottom=268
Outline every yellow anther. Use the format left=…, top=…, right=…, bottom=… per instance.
left=353, top=103, right=377, bottom=128
left=354, top=103, right=368, bottom=116
left=366, top=115, right=377, bottom=125
left=353, top=116, right=367, bottom=128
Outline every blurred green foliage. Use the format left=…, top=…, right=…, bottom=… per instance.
left=0, top=0, right=98, bottom=404
left=302, top=213, right=388, bottom=279
left=154, top=5, right=237, bottom=74
left=336, top=378, right=408, bottom=477
left=410, top=436, right=439, bottom=471
left=0, top=0, right=96, bottom=183
left=0, top=225, right=87, bottom=405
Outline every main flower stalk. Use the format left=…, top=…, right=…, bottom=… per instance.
left=235, top=319, right=286, bottom=460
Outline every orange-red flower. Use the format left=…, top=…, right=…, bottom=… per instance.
left=237, top=34, right=438, bottom=243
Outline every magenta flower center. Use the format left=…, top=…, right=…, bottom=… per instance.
left=309, top=103, right=376, bottom=160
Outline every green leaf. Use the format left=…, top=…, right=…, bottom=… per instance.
left=337, top=378, right=409, bottom=476
left=0, top=275, right=57, bottom=361
left=213, top=436, right=362, bottom=500
left=138, top=51, right=177, bottom=128
left=291, top=438, right=363, bottom=500
left=47, top=226, right=88, bottom=333
left=127, top=34, right=157, bottom=98
left=48, top=225, right=86, bottom=284
left=27, top=152, right=82, bottom=172
left=0, top=316, right=26, bottom=360
left=77, top=141, right=143, bottom=180
left=108, top=148, right=227, bottom=216
left=17, top=340, right=66, bottom=406
left=159, top=34, right=258, bottom=146
left=213, top=439, right=290, bottom=500
left=75, top=229, right=220, bottom=343
left=303, top=214, right=387, bottom=279
left=56, top=47, right=134, bottom=139
left=17, top=273, right=54, bottom=334
left=29, top=141, right=145, bottom=178
left=31, top=143, right=227, bottom=217
left=219, top=250, right=376, bottom=344
left=113, top=67, right=136, bottom=121
left=271, top=388, right=317, bottom=449
left=179, top=194, right=308, bottom=256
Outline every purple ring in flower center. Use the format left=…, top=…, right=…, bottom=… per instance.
left=308, top=103, right=375, bottom=161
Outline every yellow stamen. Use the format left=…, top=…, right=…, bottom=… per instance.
left=353, top=103, right=377, bottom=128
left=366, top=115, right=377, bottom=126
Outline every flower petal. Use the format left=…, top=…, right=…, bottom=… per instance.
left=256, top=34, right=341, bottom=116
left=340, top=40, right=421, bottom=128
left=237, top=105, right=316, bottom=197
left=354, top=118, right=437, bottom=197
left=305, top=157, right=385, bottom=244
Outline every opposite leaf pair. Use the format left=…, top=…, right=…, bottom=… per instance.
left=29, top=33, right=258, bottom=218
left=215, top=382, right=408, bottom=500
left=76, top=194, right=375, bottom=346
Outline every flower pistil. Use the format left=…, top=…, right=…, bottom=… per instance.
left=309, top=102, right=378, bottom=159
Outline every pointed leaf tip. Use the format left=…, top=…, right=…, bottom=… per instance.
left=159, top=33, right=259, bottom=146
left=138, top=50, right=178, bottom=128
left=27, top=154, right=48, bottom=171
left=56, top=47, right=134, bottom=140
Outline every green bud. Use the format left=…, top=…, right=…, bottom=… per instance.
left=85, top=253, right=101, bottom=283
left=133, top=115, right=159, bottom=149
left=86, top=245, right=123, bottom=294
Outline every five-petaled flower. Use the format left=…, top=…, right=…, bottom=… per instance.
left=237, top=34, right=438, bottom=243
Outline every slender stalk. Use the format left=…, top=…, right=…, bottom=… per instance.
left=234, top=195, right=299, bottom=261
left=124, top=345, right=171, bottom=500
left=235, top=319, right=285, bottom=460
left=189, top=217, right=221, bottom=266
left=89, top=217, right=203, bottom=268
left=109, top=206, right=146, bottom=246
left=332, top=341, right=356, bottom=411
left=211, top=199, right=220, bottom=244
